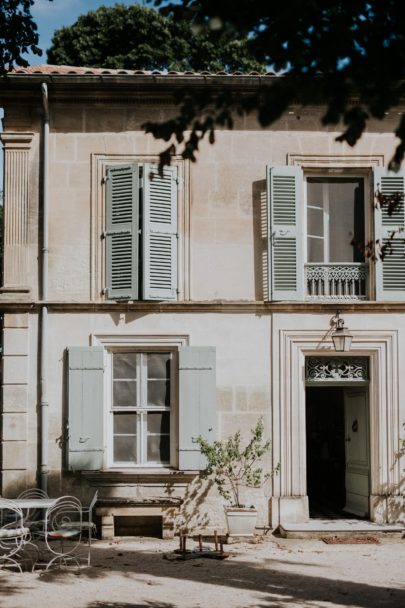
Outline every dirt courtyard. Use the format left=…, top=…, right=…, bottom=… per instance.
left=1, top=534, right=404, bottom=608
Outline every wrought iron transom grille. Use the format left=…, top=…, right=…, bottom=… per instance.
left=305, top=357, right=369, bottom=384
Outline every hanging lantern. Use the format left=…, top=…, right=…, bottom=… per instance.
left=331, top=313, right=353, bottom=352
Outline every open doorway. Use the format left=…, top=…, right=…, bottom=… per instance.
left=306, top=385, right=370, bottom=519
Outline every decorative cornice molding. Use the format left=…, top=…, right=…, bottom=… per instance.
left=0, top=132, right=34, bottom=149
left=3, top=300, right=405, bottom=314
left=288, top=153, right=385, bottom=168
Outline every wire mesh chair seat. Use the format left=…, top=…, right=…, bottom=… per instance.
left=35, top=496, right=85, bottom=571
left=0, top=499, right=33, bottom=572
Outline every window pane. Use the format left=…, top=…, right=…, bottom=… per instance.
left=113, top=380, right=137, bottom=407
left=307, top=207, right=324, bottom=237
left=148, top=380, right=170, bottom=407
left=307, top=237, right=324, bottom=263
left=307, top=177, right=364, bottom=263
left=113, top=413, right=137, bottom=434
left=147, top=435, right=170, bottom=463
left=113, top=353, right=137, bottom=379
left=113, top=436, right=137, bottom=463
left=147, top=353, right=171, bottom=379
left=147, top=413, right=170, bottom=463
left=328, top=179, right=364, bottom=263
left=148, top=411, right=170, bottom=434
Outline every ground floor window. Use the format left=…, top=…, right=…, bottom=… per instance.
left=111, top=351, right=172, bottom=466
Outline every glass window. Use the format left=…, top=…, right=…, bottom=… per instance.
left=111, top=352, right=171, bottom=466
left=307, top=177, right=365, bottom=263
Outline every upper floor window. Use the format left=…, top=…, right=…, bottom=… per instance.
left=306, top=177, right=365, bottom=264
left=267, top=166, right=405, bottom=302
left=105, top=163, right=178, bottom=301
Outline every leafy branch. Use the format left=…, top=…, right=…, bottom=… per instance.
left=196, top=417, right=278, bottom=508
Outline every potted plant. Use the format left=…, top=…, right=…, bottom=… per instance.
left=197, top=417, right=278, bottom=536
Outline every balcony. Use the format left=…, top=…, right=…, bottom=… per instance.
left=305, top=263, right=368, bottom=300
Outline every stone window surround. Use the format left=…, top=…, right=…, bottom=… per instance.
left=270, top=328, right=401, bottom=526
left=91, top=154, right=190, bottom=302
left=288, top=154, right=385, bottom=303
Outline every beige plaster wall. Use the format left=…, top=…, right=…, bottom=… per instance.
left=5, top=101, right=399, bottom=301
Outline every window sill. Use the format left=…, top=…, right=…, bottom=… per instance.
left=81, top=469, right=198, bottom=484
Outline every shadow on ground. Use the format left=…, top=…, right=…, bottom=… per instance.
left=1, top=540, right=403, bottom=608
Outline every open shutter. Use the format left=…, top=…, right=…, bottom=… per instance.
left=142, top=164, right=178, bottom=300
left=267, top=166, right=304, bottom=300
left=105, top=165, right=139, bottom=300
left=67, top=346, right=104, bottom=471
left=178, top=347, right=216, bottom=470
left=374, top=168, right=405, bottom=300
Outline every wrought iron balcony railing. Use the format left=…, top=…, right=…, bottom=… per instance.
left=305, top=263, right=368, bottom=300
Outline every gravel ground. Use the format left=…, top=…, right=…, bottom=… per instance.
left=1, top=534, right=404, bottom=608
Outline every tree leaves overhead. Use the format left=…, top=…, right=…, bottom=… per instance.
left=0, top=0, right=53, bottom=74
left=146, top=1, right=405, bottom=170
left=47, top=3, right=262, bottom=73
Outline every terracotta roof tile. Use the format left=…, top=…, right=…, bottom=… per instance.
left=10, top=65, right=277, bottom=77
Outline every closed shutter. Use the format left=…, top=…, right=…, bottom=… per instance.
left=374, top=168, right=405, bottom=300
left=67, top=346, right=104, bottom=471
left=142, top=164, right=178, bottom=300
left=267, top=166, right=304, bottom=300
left=178, top=347, right=216, bottom=470
left=105, top=165, right=139, bottom=300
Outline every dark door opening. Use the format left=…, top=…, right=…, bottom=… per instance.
left=306, top=387, right=346, bottom=517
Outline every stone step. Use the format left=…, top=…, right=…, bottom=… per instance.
left=279, top=519, right=405, bottom=539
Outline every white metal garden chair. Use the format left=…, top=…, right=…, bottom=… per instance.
left=16, top=488, right=49, bottom=532
left=36, top=495, right=85, bottom=570
left=60, top=490, right=98, bottom=565
left=0, top=499, right=32, bottom=572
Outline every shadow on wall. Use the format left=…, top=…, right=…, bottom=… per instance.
left=252, top=179, right=267, bottom=301
left=165, top=475, right=216, bottom=534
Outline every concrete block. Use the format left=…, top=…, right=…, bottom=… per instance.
left=3, top=314, right=29, bottom=328
left=68, top=163, right=91, bottom=189
left=3, top=328, right=29, bottom=356
left=1, top=470, right=28, bottom=497
left=248, top=390, right=270, bottom=412
left=2, top=441, right=28, bottom=469
left=2, top=384, right=28, bottom=412
left=49, top=162, right=69, bottom=188
left=2, top=355, right=28, bottom=384
left=52, top=106, right=84, bottom=132
left=2, top=413, right=27, bottom=441
left=217, top=388, right=233, bottom=412
left=51, top=134, right=76, bottom=162
left=234, top=387, right=248, bottom=412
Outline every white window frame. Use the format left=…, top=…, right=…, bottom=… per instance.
left=91, top=334, right=189, bottom=471
left=303, top=170, right=370, bottom=265
left=108, top=349, right=174, bottom=468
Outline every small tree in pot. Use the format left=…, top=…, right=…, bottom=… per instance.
left=197, top=417, right=278, bottom=535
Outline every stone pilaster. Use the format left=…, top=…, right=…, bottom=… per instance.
left=1, top=313, right=31, bottom=495
left=0, top=132, right=34, bottom=292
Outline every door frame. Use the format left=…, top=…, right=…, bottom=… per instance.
left=305, top=382, right=371, bottom=518
left=270, top=325, right=400, bottom=527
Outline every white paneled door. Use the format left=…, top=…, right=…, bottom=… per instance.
left=344, top=388, right=370, bottom=517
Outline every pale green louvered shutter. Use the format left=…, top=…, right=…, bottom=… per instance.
left=105, top=165, right=139, bottom=300
left=178, top=347, right=216, bottom=470
left=267, top=166, right=304, bottom=300
left=67, top=346, right=104, bottom=471
left=374, top=168, right=405, bottom=300
left=142, top=164, right=178, bottom=300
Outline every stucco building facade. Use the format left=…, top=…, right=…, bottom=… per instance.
left=0, top=66, right=404, bottom=535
